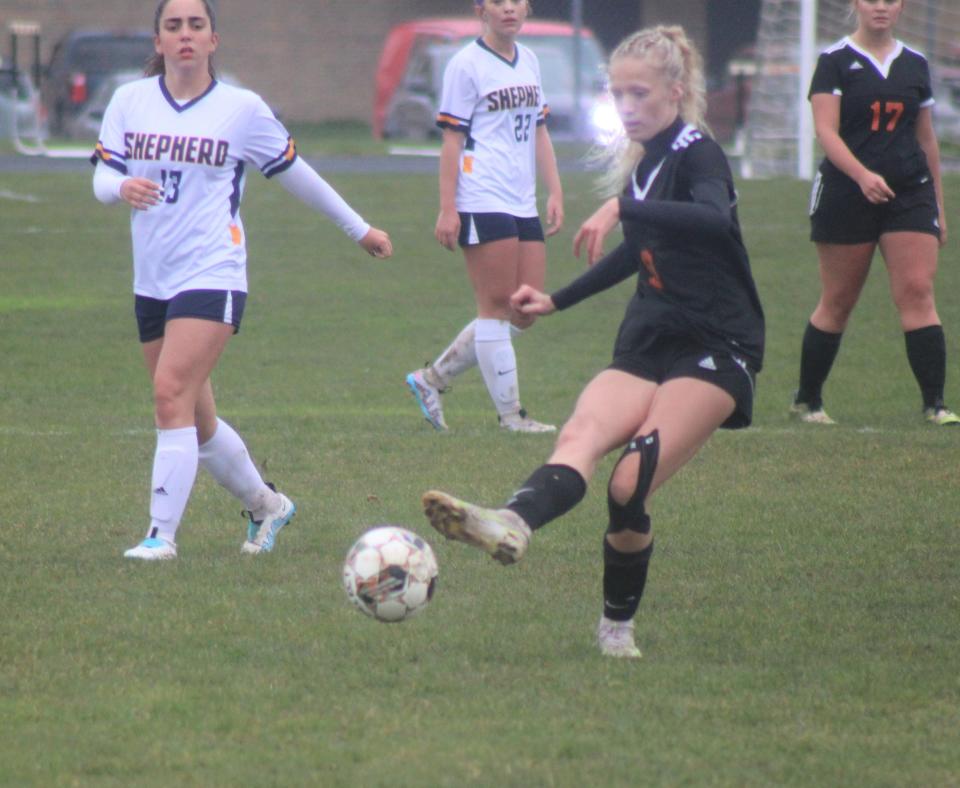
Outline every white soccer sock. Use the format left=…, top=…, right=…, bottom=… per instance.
left=198, top=418, right=278, bottom=514
left=147, top=426, right=199, bottom=544
left=475, top=318, right=520, bottom=417
left=430, top=320, right=478, bottom=388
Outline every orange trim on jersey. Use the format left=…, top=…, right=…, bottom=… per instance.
left=284, top=138, right=296, bottom=161
left=230, top=224, right=242, bottom=245
left=437, top=113, right=466, bottom=128
left=462, top=155, right=473, bottom=174
left=95, top=142, right=112, bottom=160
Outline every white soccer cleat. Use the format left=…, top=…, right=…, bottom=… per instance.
left=498, top=408, right=556, bottom=433
left=422, top=490, right=531, bottom=565
left=406, top=368, right=448, bottom=431
left=789, top=401, right=836, bottom=425
left=124, top=536, right=177, bottom=561
left=242, top=491, right=296, bottom=554
left=597, top=617, right=642, bottom=659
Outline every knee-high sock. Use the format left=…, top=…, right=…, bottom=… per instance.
left=148, top=426, right=199, bottom=543
left=505, top=464, right=587, bottom=530
left=475, top=318, right=519, bottom=416
left=602, top=540, right=654, bottom=622
left=430, top=320, right=478, bottom=388
left=796, top=322, right=843, bottom=409
left=905, top=324, right=947, bottom=410
left=198, top=417, right=277, bottom=514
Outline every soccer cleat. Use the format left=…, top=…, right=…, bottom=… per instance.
left=422, top=490, right=531, bottom=565
left=124, top=537, right=177, bottom=561
left=406, top=368, right=448, bottom=431
left=924, top=407, right=960, bottom=426
left=597, top=617, right=642, bottom=659
left=242, top=487, right=296, bottom=554
left=498, top=408, right=556, bottom=433
left=789, top=401, right=836, bottom=425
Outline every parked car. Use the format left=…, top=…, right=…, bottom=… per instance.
left=0, top=59, right=47, bottom=140
left=66, top=68, right=244, bottom=142
left=373, top=17, right=613, bottom=142
left=42, top=28, right=155, bottom=136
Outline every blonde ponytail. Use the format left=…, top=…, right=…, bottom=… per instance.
left=594, top=25, right=708, bottom=196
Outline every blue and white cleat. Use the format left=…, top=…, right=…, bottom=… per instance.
left=124, top=537, right=177, bottom=561
left=406, top=368, right=448, bottom=431
left=241, top=490, right=296, bottom=555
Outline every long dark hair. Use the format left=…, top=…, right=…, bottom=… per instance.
left=144, top=0, right=217, bottom=78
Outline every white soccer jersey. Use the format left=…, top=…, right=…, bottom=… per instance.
left=436, top=39, right=548, bottom=216
left=92, top=75, right=297, bottom=299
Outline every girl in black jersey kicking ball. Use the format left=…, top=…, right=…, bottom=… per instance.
left=420, top=26, right=765, bottom=659
left=791, top=0, right=956, bottom=426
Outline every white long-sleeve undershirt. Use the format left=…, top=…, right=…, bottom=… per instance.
left=93, top=157, right=371, bottom=242
left=93, top=162, right=127, bottom=204
left=273, top=157, right=370, bottom=242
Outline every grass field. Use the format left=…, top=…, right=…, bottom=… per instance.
left=1, top=166, right=959, bottom=787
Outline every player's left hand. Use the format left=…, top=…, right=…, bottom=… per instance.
left=544, top=192, right=564, bottom=237
left=510, top=284, right=555, bottom=316
left=573, top=197, right=620, bottom=265
left=359, top=227, right=393, bottom=258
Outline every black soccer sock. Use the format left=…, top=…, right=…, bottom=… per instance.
left=602, top=538, right=654, bottom=622
left=505, top=464, right=587, bottom=531
left=905, top=324, right=947, bottom=410
left=796, top=322, right=843, bottom=409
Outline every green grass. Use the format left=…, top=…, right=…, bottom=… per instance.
left=1, top=169, right=958, bottom=787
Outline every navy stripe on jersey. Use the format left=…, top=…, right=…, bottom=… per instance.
left=261, top=136, right=298, bottom=178
left=90, top=141, right=128, bottom=174
left=159, top=76, right=219, bottom=113
left=229, top=161, right=245, bottom=218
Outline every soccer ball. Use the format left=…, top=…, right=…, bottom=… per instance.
left=342, top=525, right=438, bottom=623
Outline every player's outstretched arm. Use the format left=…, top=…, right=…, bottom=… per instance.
left=273, top=158, right=383, bottom=250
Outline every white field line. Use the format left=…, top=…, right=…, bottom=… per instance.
left=0, top=188, right=40, bottom=202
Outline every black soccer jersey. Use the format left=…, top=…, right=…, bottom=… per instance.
left=809, top=37, right=934, bottom=189
left=551, top=117, right=765, bottom=370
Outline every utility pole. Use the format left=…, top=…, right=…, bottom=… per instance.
left=572, top=0, right=583, bottom=139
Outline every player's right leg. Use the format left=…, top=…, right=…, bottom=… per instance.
left=422, top=370, right=653, bottom=564
left=792, top=242, right=874, bottom=424
left=126, top=315, right=232, bottom=560
left=465, top=230, right=553, bottom=430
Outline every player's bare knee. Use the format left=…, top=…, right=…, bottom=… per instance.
left=606, top=529, right=652, bottom=553
left=606, top=429, right=659, bottom=537
left=608, top=456, right=640, bottom=506
left=893, top=282, right=934, bottom=316
left=152, top=377, right=190, bottom=423
left=554, top=412, right=601, bottom=454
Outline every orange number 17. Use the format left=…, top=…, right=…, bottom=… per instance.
left=870, top=100, right=904, bottom=132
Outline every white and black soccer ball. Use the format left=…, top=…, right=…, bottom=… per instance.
left=342, top=525, right=438, bottom=622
